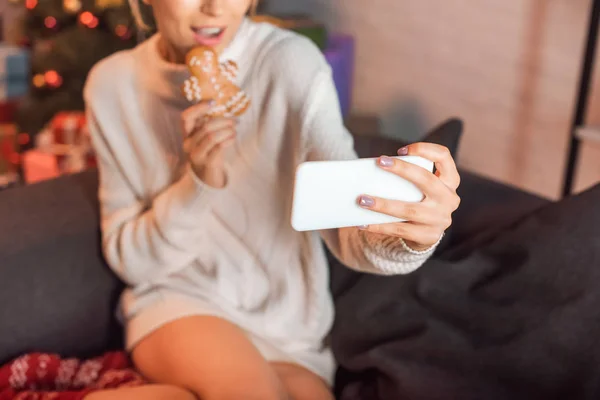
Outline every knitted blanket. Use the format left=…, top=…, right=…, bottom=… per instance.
left=0, top=352, right=145, bottom=400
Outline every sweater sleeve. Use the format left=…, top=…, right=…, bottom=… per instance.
left=294, top=51, right=437, bottom=274
left=84, top=67, right=221, bottom=286
left=87, top=108, right=221, bottom=286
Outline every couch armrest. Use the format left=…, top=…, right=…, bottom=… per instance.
left=447, top=170, right=550, bottom=253
left=351, top=118, right=463, bottom=159
left=0, top=170, right=123, bottom=364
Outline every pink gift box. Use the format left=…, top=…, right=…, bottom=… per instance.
left=23, top=149, right=59, bottom=184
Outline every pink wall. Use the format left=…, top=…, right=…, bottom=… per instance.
left=329, top=0, right=600, bottom=198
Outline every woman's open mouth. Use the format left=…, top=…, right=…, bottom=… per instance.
left=191, top=26, right=226, bottom=46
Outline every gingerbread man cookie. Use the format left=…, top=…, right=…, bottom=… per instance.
left=182, top=46, right=251, bottom=118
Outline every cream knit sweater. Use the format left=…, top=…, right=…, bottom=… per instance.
left=84, top=17, right=436, bottom=381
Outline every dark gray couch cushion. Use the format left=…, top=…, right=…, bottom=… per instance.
left=0, top=171, right=123, bottom=365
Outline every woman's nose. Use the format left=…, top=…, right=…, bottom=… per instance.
left=200, top=0, right=224, bottom=17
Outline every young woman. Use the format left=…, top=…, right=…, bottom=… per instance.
left=83, top=0, right=461, bottom=399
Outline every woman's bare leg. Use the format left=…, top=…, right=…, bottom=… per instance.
left=83, top=365, right=334, bottom=400
left=272, top=362, right=335, bottom=400
left=131, top=315, right=288, bottom=400
left=84, top=384, right=195, bottom=400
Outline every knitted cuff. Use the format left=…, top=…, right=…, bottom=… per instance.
left=361, top=232, right=443, bottom=275
left=398, top=232, right=445, bottom=255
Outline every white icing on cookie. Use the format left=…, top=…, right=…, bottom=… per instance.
left=183, top=48, right=250, bottom=117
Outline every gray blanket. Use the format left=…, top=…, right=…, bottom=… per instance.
left=330, top=184, right=600, bottom=400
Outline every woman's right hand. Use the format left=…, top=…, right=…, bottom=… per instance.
left=181, top=101, right=236, bottom=189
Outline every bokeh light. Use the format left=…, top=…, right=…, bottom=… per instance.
left=44, top=70, right=63, bottom=88
left=44, top=16, right=57, bottom=29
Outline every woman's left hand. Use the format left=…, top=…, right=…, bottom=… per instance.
left=357, top=143, right=461, bottom=251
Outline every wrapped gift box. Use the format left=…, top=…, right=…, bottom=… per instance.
left=50, top=111, right=96, bottom=172
left=324, top=34, right=355, bottom=118
left=22, top=149, right=60, bottom=184
left=0, top=80, right=28, bottom=100
left=0, top=45, right=30, bottom=101
left=0, top=100, right=17, bottom=123
left=0, top=45, right=30, bottom=81
left=51, top=111, right=88, bottom=145
left=0, top=123, right=19, bottom=178
left=30, top=111, right=96, bottom=178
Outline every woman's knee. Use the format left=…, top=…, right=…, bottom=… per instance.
left=84, top=384, right=195, bottom=400
left=189, top=364, right=290, bottom=400
left=130, top=316, right=290, bottom=400
left=272, top=362, right=334, bottom=400
left=200, top=381, right=289, bottom=400
left=146, top=385, right=196, bottom=400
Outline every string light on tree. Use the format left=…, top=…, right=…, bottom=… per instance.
left=63, top=0, right=82, bottom=14
left=44, top=16, right=58, bottom=30
left=80, top=11, right=93, bottom=25
left=44, top=70, right=63, bottom=88
left=32, top=71, right=63, bottom=89
left=32, top=74, right=46, bottom=88
left=88, top=17, right=99, bottom=28
left=95, top=0, right=124, bottom=9
left=15, top=0, right=151, bottom=140
left=80, top=11, right=99, bottom=28
left=115, top=24, right=131, bottom=39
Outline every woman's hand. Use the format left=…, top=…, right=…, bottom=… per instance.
left=357, top=143, right=461, bottom=251
left=181, top=100, right=237, bottom=189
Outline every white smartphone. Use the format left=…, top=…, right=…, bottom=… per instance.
left=290, top=156, right=434, bottom=232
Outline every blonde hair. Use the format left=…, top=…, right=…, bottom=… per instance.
left=129, top=0, right=259, bottom=32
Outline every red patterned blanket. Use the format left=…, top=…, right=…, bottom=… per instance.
left=0, top=352, right=145, bottom=400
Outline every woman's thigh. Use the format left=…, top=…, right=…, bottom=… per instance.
left=84, top=384, right=195, bottom=400
left=272, top=362, right=335, bottom=400
left=131, top=315, right=288, bottom=400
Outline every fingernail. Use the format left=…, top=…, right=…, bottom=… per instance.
left=378, top=156, right=394, bottom=167
left=358, top=195, right=375, bottom=208
left=358, top=225, right=368, bottom=230
left=398, top=146, right=409, bottom=156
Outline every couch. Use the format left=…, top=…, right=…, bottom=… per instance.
left=0, top=118, right=552, bottom=397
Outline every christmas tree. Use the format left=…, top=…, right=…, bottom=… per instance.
left=13, top=0, right=155, bottom=142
